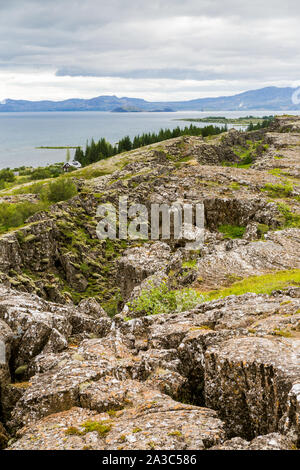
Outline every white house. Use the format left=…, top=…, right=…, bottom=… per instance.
left=63, top=160, right=82, bottom=172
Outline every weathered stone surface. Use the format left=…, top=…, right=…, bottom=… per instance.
left=205, top=336, right=300, bottom=439
left=192, top=292, right=300, bottom=331
left=210, top=433, right=295, bottom=450
left=78, top=297, right=108, bottom=318
left=117, top=242, right=171, bottom=299
left=279, top=380, right=300, bottom=444
left=0, top=286, right=111, bottom=372
left=0, top=319, right=13, bottom=403
left=196, top=229, right=300, bottom=290
left=0, top=421, right=8, bottom=449
left=9, top=334, right=135, bottom=430
left=9, top=388, right=225, bottom=450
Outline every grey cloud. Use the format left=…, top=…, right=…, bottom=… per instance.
left=55, top=67, right=224, bottom=81
left=1, top=0, right=300, bottom=98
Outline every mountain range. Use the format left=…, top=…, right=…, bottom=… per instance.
left=0, top=86, right=299, bottom=112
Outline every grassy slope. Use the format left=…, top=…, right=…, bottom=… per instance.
left=202, top=269, right=300, bottom=301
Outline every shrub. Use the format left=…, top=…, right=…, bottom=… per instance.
left=0, top=201, right=47, bottom=233
left=29, top=168, right=53, bottom=180
left=128, top=282, right=203, bottom=316
left=41, top=178, right=77, bottom=203
left=0, top=168, right=16, bottom=183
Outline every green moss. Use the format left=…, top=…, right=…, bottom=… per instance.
left=190, top=325, right=212, bottom=331
left=168, top=430, right=182, bottom=437
left=81, top=420, right=111, bottom=436
left=218, top=224, right=246, bottom=239
left=182, top=259, right=197, bottom=269
left=268, top=168, right=283, bottom=177
left=65, top=421, right=112, bottom=438
left=272, top=328, right=292, bottom=338
left=15, top=364, right=28, bottom=376
left=229, top=182, right=241, bottom=190
left=65, top=426, right=81, bottom=436
left=106, top=410, right=118, bottom=417
left=24, top=234, right=37, bottom=243
left=277, top=202, right=300, bottom=228
left=80, top=263, right=90, bottom=274
left=132, top=428, right=142, bottom=433
left=225, top=273, right=243, bottom=283
left=262, top=181, right=294, bottom=198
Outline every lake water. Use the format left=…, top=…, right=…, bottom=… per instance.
left=1, top=110, right=300, bottom=169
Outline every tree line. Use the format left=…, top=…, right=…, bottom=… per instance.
left=246, top=117, right=274, bottom=131
left=74, top=124, right=226, bottom=167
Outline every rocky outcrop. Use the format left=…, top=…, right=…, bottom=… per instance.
left=205, top=336, right=300, bottom=440
left=0, top=286, right=112, bottom=428
left=195, top=229, right=300, bottom=290
left=210, top=433, right=296, bottom=450
left=1, top=115, right=300, bottom=450
left=117, top=242, right=171, bottom=299
left=2, top=288, right=299, bottom=450
left=8, top=399, right=225, bottom=450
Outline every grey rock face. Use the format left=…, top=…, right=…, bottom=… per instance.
left=117, top=242, right=171, bottom=299
left=205, top=336, right=300, bottom=440
left=210, top=433, right=295, bottom=450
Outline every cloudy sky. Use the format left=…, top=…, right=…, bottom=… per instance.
left=1, top=0, right=300, bottom=102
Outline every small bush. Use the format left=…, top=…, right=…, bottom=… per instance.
left=128, top=282, right=203, bottom=316
left=0, top=168, right=16, bottom=183
left=41, top=178, right=77, bottom=203
left=19, top=164, right=63, bottom=181
left=0, top=201, right=47, bottom=233
left=30, top=168, right=53, bottom=180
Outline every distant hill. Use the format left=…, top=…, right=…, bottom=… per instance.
left=0, top=86, right=299, bottom=112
